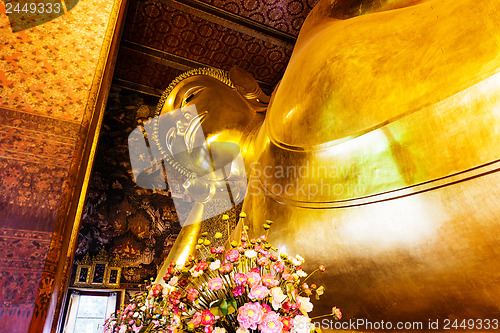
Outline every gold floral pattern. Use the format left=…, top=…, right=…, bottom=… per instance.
left=0, top=0, right=115, bottom=122
left=0, top=0, right=123, bottom=330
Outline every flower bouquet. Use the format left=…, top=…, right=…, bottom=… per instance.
left=104, top=213, right=341, bottom=333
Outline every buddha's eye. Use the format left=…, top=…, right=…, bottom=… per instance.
left=181, top=86, right=205, bottom=106
left=184, top=94, right=194, bottom=104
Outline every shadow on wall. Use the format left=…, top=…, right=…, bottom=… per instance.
left=5, top=0, right=79, bottom=32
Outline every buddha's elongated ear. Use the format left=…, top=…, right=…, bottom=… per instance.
left=229, top=66, right=270, bottom=113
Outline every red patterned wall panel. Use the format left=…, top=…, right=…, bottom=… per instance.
left=200, top=0, right=320, bottom=36
left=114, top=48, right=184, bottom=90
left=0, top=228, right=52, bottom=332
left=123, top=0, right=293, bottom=85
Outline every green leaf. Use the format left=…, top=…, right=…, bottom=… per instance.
left=210, top=299, right=224, bottom=317
left=286, top=283, right=296, bottom=302
left=210, top=306, right=223, bottom=317
left=219, top=299, right=228, bottom=315
left=227, top=298, right=237, bottom=314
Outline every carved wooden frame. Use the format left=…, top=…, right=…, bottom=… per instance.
left=74, top=264, right=92, bottom=286
left=105, top=266, right=122, bottom=288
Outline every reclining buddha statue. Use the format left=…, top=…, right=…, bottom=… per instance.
left=147, top=0, right=500, bottom=330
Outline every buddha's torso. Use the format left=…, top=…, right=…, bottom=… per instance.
left=246, top=0, right=500, bottom=204
left=157, top=0, right=500, bottom=328
left=240, top=0, right=500, bottom=327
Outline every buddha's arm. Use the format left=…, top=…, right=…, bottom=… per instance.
left=155, top=202, right=204, bottom=283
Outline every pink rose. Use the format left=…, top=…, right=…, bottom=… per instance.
left=261, top=274, right=279, bottom=287
left=259, top=311, right=283, bottom=333
left=332, top=307, right=342, bottom=320
left=246, top=272, right=261, bottom=287
left=208, top=277, right=224, bottom=290
left=195, top=260, right=208, bottom=271
left=248, top=285, right=270, bottom=300
left=234, top=273, right=247, bottom=285
left=226, top=249, right=240, bottom=262
left=132, top=324, right=143, bottom=333
left=261, top=303, right=271, bottom=313
left=232, top=285, right=244, bottom=297
left=237, top=302, right=264, bottom=330
left=273, top=261, right=285, bottom=273
left=200, top=309, right=215, bottom=326
left=281, top=316, right=292, bottom=331
left=282, top=270, right=293, bottom=282
left=257, top=257, right=270, bottom=266
left=151, top=284, right=162, bottom=297
left=219, top=262, right=233, bottom=274
left=187, top=287, right=199, bottom=302
left=282, top=300, right=292, bottom=312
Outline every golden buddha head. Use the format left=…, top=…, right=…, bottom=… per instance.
left=154, top=67, right=267, bottom=149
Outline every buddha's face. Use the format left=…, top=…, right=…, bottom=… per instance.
left=160, top=75, right=255, bottom=148
left=154, top=74, right=254, bottom=187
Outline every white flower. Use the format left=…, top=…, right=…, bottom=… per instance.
left=296, top=270, right=307, bottom=277
left=270, top=287, right=287, bottom=310
left=140, top=306, right=147, bottom=311
left=214, top=328, right=227, bottom=333
left=245, top=250, right=257, bottom=258
left=168, top=276, right=179, bottom=286
left=119, top=325, right=127, bottom=333
left=172, top=315, right=181, bottom=328
left=292, top=315, right=312, bottom=333
left=296, top=296, right=314, bottom=313
left=291, top=258, right=302, bottom=266
left=190, top=267, right=203, bottom=277
left=236, top=328, right=248, bottom=333
left=192, top=270, right=203, bottom=277
left=210, top=259, right=221, bottom=270
left=133, top=312, right=139, bottom=318
left=296, top=254, right=305, bottom=263
left=162, top=284, right=173, bottom=297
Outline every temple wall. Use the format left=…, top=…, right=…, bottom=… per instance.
left=0, top=1, right=127, bottom=331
